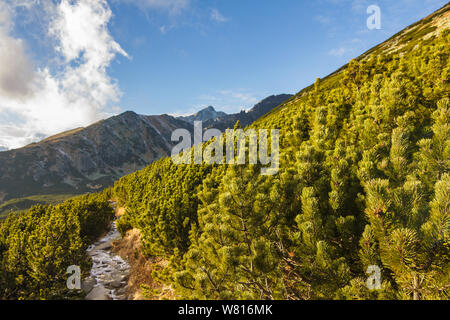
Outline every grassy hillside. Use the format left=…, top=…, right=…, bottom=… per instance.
left=0, top=194, right=78, bottom=219
left=111, top=5, right=450, bottom=300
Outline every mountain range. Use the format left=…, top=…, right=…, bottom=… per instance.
left=0, top=94, right=292, bottom=208
left=178, top=94, right=293, bottom=131
left=178, top=106, right=228, bottom=123
left=201, top=94, right=293, bottom=131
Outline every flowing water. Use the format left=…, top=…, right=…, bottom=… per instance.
left=84, top=221, right=130, bottom=300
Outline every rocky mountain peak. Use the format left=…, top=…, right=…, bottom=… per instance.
left=178, top=106, right=227, bottom=123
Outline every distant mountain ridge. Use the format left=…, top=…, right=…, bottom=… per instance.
left=201, top=94, right=293, bottom=131
left=176, top=94, right=294, bottom=131
left=178, top=106, right=227, bottom=123
left=0, top=94, right=292, bottom=204
left=0, top=112, right=192, bottom=204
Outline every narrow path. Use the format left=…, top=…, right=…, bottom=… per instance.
left=84, top=220, right=130, bottom=300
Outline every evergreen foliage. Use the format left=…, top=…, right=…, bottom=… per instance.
left=0, top=193, right=114, bottom=299
left=110, top=29, right=449, bottom=300
left=0, top=20, right=448, bottom=300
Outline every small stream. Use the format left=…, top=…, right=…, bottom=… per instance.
left=83, top=221, right=130, bottom=300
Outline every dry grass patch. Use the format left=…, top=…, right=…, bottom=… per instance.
left=112, top=228, right=174, bottom=300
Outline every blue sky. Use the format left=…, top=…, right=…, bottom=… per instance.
left=0, top=0, right=447, bottom=149
left=107, top=0, right=448, bottom=115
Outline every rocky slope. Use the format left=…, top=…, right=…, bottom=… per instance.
left=0, top=112, right=192, bottom=203
left=200, top=94, right=293, bottom=131
left=178, top=105, right=227, bottom=123
left=177, top=94, right=294, bottom=130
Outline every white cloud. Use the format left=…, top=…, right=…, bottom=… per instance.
left=218, top=90, right=258, bottom=106
left=351, top=0, right=370, bottom=13
left=117, top=0, right=191, bottom=35
left=210, top=8, right=228, bottom=23
left=328, top=46, right=352, bottom=57
left=192, top=90, right=259, bottom=114
left=159, top=25, right=175, bottom=35
left=118, top=0, right=190, bottom=15
left=171, top=89, right=259, bottom=117
left=0, top=2, right=36, bottom=100
left=0, top=0, right=128, bottom=150
left=314, top=15, right=333, bottom=25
